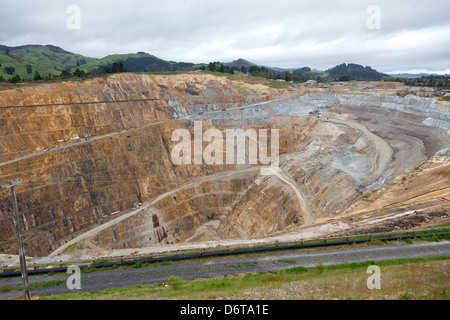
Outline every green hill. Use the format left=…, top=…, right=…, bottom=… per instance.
left=327, top=63, right=389, bottom=80
left=0, top=45, right=196, bottom=81
left=79, top=52, right=195, bottom=73
left=293, top=67, right=312, bottom=74
left=7, top=45, right=96, bottom=71
left=0, top=51, right=60, bottom=81
left=0, top=44, right=96, bottom=80
left=223, top=58, right=257, bottom=69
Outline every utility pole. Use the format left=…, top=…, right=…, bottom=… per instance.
left=2, top=179, right=31, bottom=300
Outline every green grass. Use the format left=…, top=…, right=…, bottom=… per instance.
left=440, top=96, right=450, bottom=102
left=9, top=45, right=96, bottom=72
left=0, top=285, right=13, bottom=293
left=0, top=46, right=184, bottom=81
left=200, top=70, right=244, bottom=78
left=432, top=221, right=450, bottom=228
left=14, top=280, right=66, bottom=292
left=62, top=241, right=87, bottom=254
left=0, top=52, right=59, bottom=81
left=266, top=80, right=293, bottom=89
left=38, top=256, right=449, bottom=300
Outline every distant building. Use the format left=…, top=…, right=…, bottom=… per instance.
left=305, top=80, right=318, bottom=85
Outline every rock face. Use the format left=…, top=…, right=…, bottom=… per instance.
left=0, top=73, right=280, bottom=162
left=0, top=73, right=449, bottom=257
left=0, top=73, right=293, bottom=256
left=299, top=94, right=450, bottom=136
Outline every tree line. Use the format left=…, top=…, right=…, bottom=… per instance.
left=0, top=61, right=128, bottom=83
left=198, top=62, right=321, bottom=83
left=390, top=75, right=450, bottom=87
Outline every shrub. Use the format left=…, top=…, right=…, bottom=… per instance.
left=168, top=276, right=184, bottom=290
left=277, top=269, right=287, bottom=276
left=0, top=285, right=13, bottom=293
left=286, top=266, right=308, bottom=274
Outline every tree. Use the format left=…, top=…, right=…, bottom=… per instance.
left=73, top=68, right=86, bottom=77
left=284, top=72, right=292, bottom=82
left=5, top=47, right=9, bottom=56
left=101, top=61, right=127, bottom=74
left=9, top=75, right=21, bottom=83
left=61, top=69, right=72, bottom=78
left=208, top=62, right=215, bottom=72
left=4, top=66, right=15, bottom=75
left=338, top=75, right=351, bottom=82
left=111, top=61, right=126, bottom=73
left=33, top=71, right=42, bottom=81
left=241, top=66, right=247, bottom=74
left=26, top=65, right=32, bottom=75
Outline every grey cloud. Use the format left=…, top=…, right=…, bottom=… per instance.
left=0, top=0, right=449, bottom=73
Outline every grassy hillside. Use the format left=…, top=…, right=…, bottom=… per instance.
left=77, top=52, right=170, bottom=72
left=0, top=52, right=59, bottom=81
left=9, top=45, right=96, bottom=71
left=0, top=45, right=195, bottom=81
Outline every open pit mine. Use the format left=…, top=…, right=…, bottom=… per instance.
left=0, top=73, right=449, bottom=261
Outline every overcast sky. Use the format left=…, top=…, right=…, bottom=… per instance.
left=1, top=0, right=449, bottom=74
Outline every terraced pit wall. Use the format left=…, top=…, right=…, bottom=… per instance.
left=1, top=74, right=449, bottom=257
left=0, top=73, right=283, bottom=162
left=0, top=73, right=295, bottom=256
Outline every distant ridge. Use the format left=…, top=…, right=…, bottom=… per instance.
left=223, top=58, right=257, bottom=69
left=1, top=43, right=400, bottom=82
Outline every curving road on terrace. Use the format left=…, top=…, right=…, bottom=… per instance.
left=50, top=165, right=314, bottom=256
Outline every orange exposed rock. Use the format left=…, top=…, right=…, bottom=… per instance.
left=0, top=73, right=448, bottom=258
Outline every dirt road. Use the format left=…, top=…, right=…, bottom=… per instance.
left=50, top=165, right=313, bottom=256
left=266, top=167, right=314, bottom=225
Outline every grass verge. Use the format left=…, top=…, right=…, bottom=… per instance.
left=39, top=256, right=449, bottom=300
